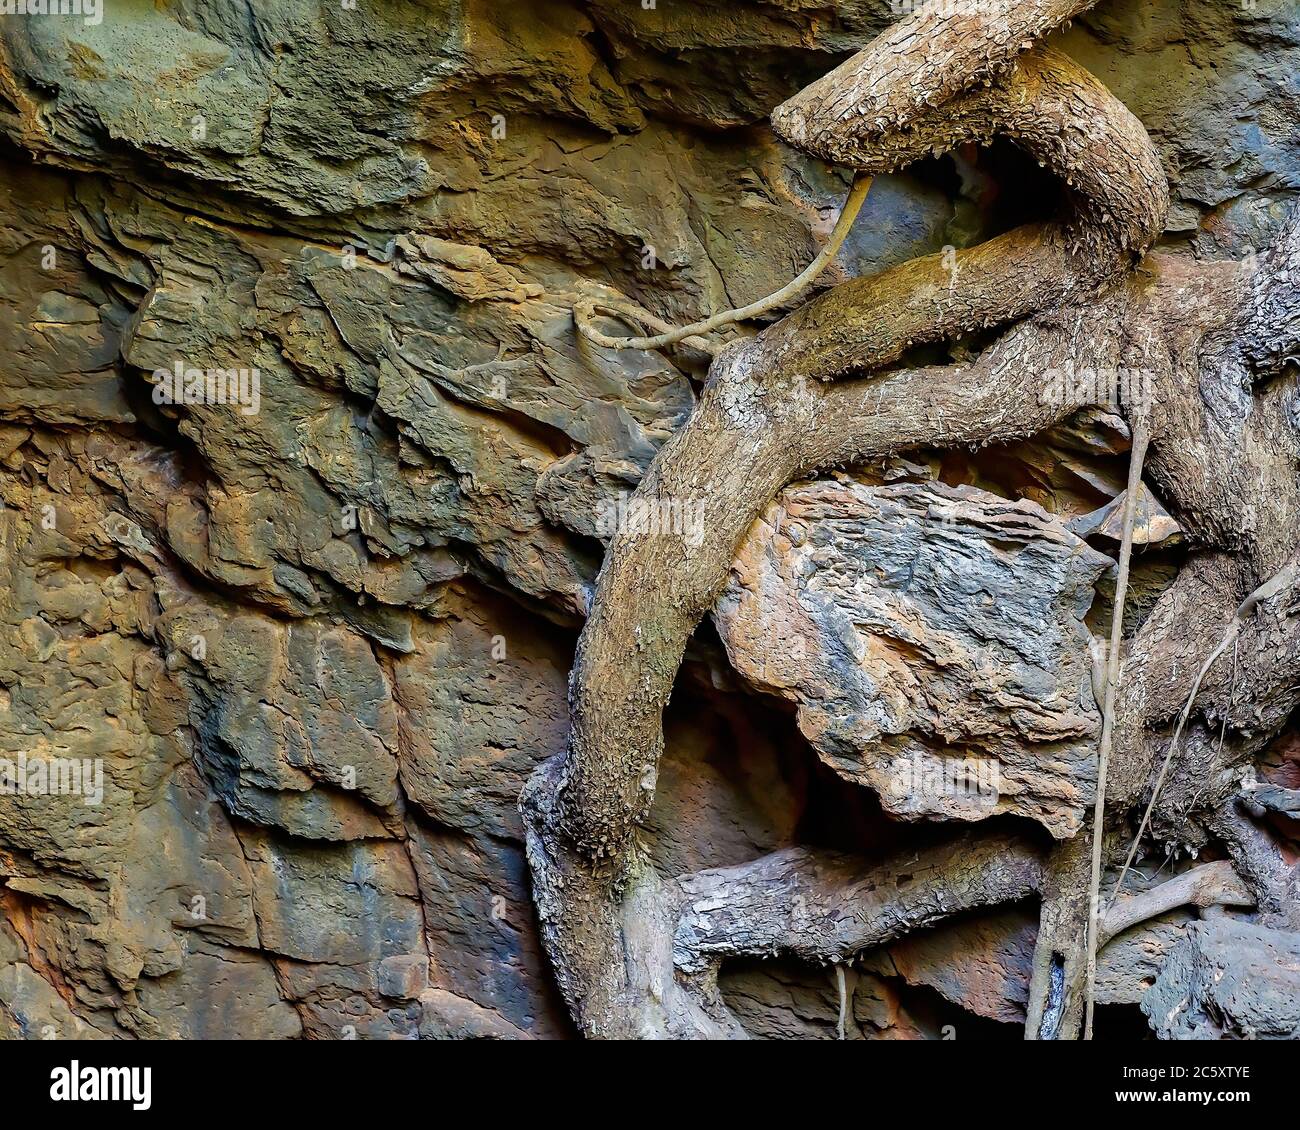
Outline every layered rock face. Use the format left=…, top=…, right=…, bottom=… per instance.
left=716, top=479, right=1112, bottom=838
left=0, top=0, right=1297, bottom=1039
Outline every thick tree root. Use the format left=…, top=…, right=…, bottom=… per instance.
left=672, top=833, right=1044, bottom=976
left=527, top=750, right=1257, bottom=1038
left=1025, top=835, right=1090, bottom=1039
left=1209, top=802, right=1300, bottom=931
left=1113, top=559, right=1300, bottom=903
left=1099, top=862, right=1254, bottom=948
left=559, top=36, right=1168, bottom=867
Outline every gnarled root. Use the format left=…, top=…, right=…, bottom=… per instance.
left=1025, top=836, right=1090, bottom=1039
left=558, top=31, right=1168, bottom=866
left=673, top=832, right=1045, bottom=979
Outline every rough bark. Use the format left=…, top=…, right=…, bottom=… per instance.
left=674, top=833, right=1045, bottom=976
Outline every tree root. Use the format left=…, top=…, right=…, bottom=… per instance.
left=559, top=34, right=1167, bottom=866
left=1083, top=420, right=1150, bottom=1039
left=1112, top=559, right=1300, bottom=902
left=1099, top=861, right=1254, bottom=948
left=835, top=965, right=848, bottom=1041
left=523, top=0, right=1300, bottom=1040
left=525, top=749, right=1257, bottom=1039
left=1025, top=835, right=1090, bottom=1039
left=574, top=174, right=873, bottom=354
left=672, top=832, right=1045, bottom=977
left=1208, top=801, right=1300, bottom=930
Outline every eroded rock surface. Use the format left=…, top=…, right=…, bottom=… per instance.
left=1143, top=919, right=1300, bottom=1040
left=716, top=479, right=1112, bottom=838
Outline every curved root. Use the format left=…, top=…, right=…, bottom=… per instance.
left=574, top=174, right=873, bottom=354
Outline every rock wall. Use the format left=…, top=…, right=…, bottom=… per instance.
left=0, top=0, right=1296, bottom=1038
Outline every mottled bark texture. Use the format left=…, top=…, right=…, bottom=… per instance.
left=524, top=0, right=1300, bottom=1039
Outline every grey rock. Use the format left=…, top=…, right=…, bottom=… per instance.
left=1143, top=919, right=1300, bottom=1039
left=716, top=479, right=1112, bottom=837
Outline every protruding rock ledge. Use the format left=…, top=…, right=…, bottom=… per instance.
left=715, top=478, right=1113, bottom=838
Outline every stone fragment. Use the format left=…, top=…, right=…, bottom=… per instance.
left=717, top=479, right=1112, bottom=837
left=1070, top=481, right=1182, bottom=545
left=379, top=955, right=431, bottom=1001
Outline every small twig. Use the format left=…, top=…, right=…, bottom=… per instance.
left=1083, top=421, right=1150, bottom=1040
left=574, top=174, right=874, bottom=354
left=1189, top=635, right=1238, bottom=814
left=1111, top=558, right=1300, bottom=907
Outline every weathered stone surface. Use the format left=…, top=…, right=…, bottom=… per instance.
left=0, top=912, right=110, bottom=1039
left=379, top=954, right=431, bottom=1001
left=716, top=479, right=1112, bottom=837
left=129, top=938, right=302, bottom=1041
left=404, top=821, right=571, bottom=1039
left=418, top=987, right=532, bottom=1040
left=645, top=690, right=809, bottom=877
left=870, top=907, right=1038, bottom=1026
left=864, top=903, right=1212, bottom=1024
left=719, top=959, right=932, bottom=1041
left=173, top=610, right=404, bottom=842
left=1143, top=919, right=1300, bottom=1040
left=1070, top=482, right=1183, bottom=545
left=392, top=586, right=572, bottom=841
left=236, top=827, right=429, bottom=1039
left=1098, top=915, right=1194, bottom=1008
